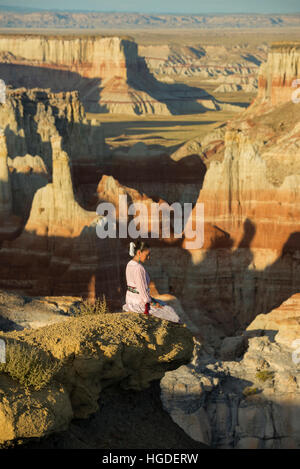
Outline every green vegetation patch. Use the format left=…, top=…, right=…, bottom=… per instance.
left=255, top=370, right=274, bottom=382
left=242, top=386, right=260, bottom=397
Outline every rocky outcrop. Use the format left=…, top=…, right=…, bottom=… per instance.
left=0, top=35, right=136, bottom=82
left=151, top=80, right=300, bottom=339
left=214, top=83, right=257, bottom=93
left=247, top=41, right=300, bottom=113
left=0, top=309, right=193, bottom=446
left=0, top=134, right=103, bottom=299
left=140, top=43, right=263, bottom=87
left=0, top=130, right=22, bottom=240
left=0, top=289, right=80, bottom=332
left=0, top=87, right=105, bottom=229
left=0, top=87, right=104, bottom=167
left=161, top=295, right=300, bottom=448
left=247, top=293, right=300, bottom=348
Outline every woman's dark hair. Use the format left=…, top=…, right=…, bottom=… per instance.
left=129, top=239, right=150, bottom=256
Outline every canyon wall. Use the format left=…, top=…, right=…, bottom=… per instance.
left=248, top=41, right=300, bottom=112
left=0, top=34, right=226, bottom=115
left=0, top=35, right=136, bottom=81
left=142, top=42, right=300, bottom=339
left=1, top=41, right=300, bottom=338
left=183, top=43, right=300, bottom=336
left=0, top=87, right=104, bottom=167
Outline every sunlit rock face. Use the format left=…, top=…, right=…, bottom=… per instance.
left=247, top=42, right=300, bottom=113
left=0, top=130, right=22, bottom=241
left=0, top=35, right=136, bottom=81
left=0, top=133, right=102, bottom=299
left=0, top=34, right=219, bottom=115
left=0, top=87, right=104, bottom=167
left=0, top=41, right=300, bottom=340
left=147, top=43, right=300, bottom=339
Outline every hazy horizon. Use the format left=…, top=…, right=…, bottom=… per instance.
left=0, top=0, right=299, bottom=15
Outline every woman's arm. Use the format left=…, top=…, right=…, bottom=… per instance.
left=135, top=265, right=152, bottom=304
left=150, top=297, right=164, bottom=308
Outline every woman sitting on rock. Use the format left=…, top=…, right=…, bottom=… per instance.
left=122, top=240, right=182, bottom=323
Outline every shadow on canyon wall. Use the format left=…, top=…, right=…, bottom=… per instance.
left=126, top=55, right=218, bottom=115
left=1, top=217, right=300, bottom=449
left=170, top=217, right=300, bottom=336
left=0, top=216, right=299, bottom=338
left=0, top=62, right=103, bottom=113
left=3, top=94, right=103, bottom=165
left=100, top=153, right=207, bottom=204
left=0, top=59, right=223, bottom=115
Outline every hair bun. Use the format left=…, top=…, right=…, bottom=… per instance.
left=129, top=241, right=136, bottom=257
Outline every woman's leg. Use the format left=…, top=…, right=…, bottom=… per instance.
left=149, top=303, right=182, bottom=323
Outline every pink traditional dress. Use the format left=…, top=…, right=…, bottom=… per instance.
left=122, top=259, right=181, bottom=323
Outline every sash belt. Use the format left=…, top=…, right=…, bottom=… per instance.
left=127, top=286, right=150, bottom=315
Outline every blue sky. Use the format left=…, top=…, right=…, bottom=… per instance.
left=0, top=0, right=299, bottom=14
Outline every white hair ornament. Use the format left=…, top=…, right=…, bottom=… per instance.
left=129, top=241, right=136, bottom=257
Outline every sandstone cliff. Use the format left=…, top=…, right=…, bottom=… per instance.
left=0, top=87, right=104, bottom=167
left=0, top=132, right=103, bottom=299
left=142, top=43, right=300, bottom=340
left=1, top=42, right=300, bottom=336
left=0, top=34, right=230, bottom=115
left=0, top=129, right=22, bottom=240
left=246, top=41, right=300, bottom=113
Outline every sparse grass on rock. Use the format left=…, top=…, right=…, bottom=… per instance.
left=72, top=295, right=110, bottom=317
left=255, top=370, right=274, bottom=382
left=0, top=340, right=61, bottom=391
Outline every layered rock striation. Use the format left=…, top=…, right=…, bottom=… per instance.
left=0, top=129, right=22, bottom=240
left=0, top=34, right=233, bottom=115
left=247, top=41, right=300, bottom=113
left=0, top=133, right=103, bottom=299
left=0, top=87, right=104, bottom=167
left=145, top=42, right=300, bottom=339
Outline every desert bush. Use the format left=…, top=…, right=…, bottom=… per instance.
left=0, top=340, right=61, bottom=391
left=255, top=370, right=274, bottom=382
left=72, top=294, right=110, bottom=317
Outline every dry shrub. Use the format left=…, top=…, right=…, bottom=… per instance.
left=0, top=340, right=61, bottom=391
left=72, top=294, right=110, bottom=317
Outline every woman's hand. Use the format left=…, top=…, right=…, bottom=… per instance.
left=151, top=299, right=161, bottom=308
